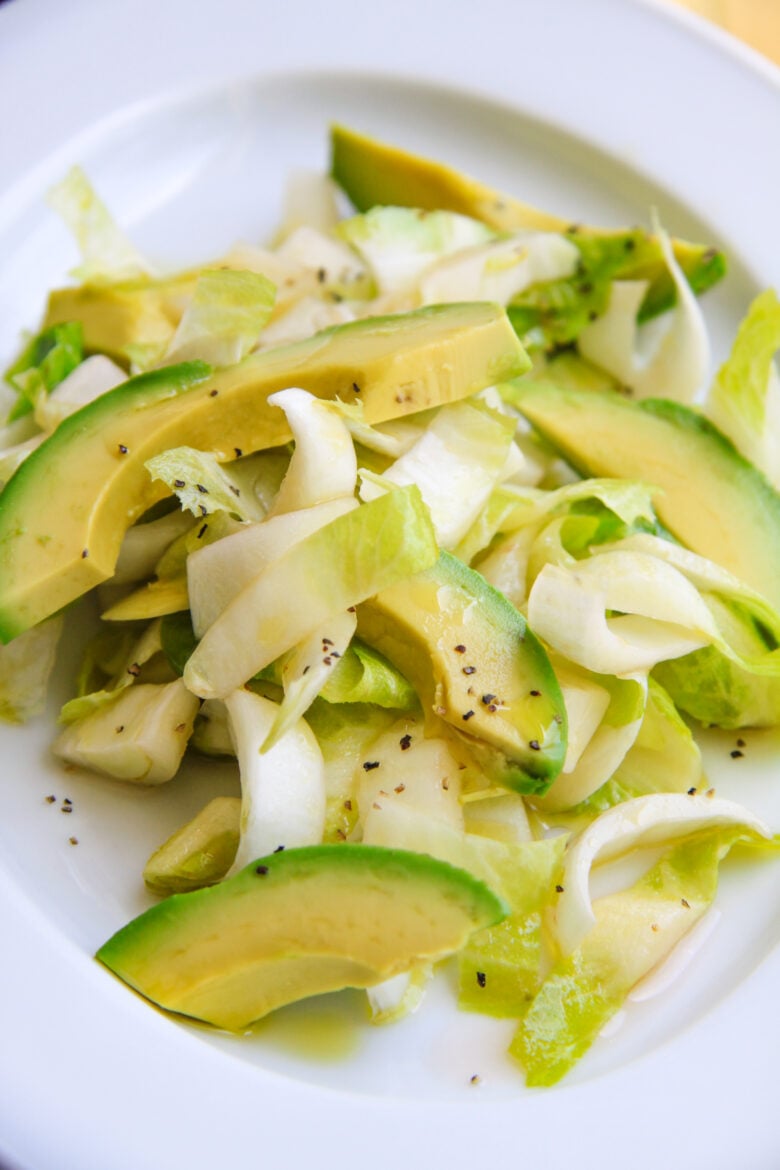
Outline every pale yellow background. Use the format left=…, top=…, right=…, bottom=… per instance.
left=672, top=0, right=780, bottom=64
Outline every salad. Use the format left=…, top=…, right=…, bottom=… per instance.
left=1, top=123, right=778, bottom=1087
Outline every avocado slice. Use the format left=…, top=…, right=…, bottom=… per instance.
left=330, top=124, right=725, bottom=323
left=44, top=272, right=198, bottom=365
left=143, top=796, right=241, bottom=896
left=356, top=551, right=567, bottom=795
left=511, top=381, right=780, bottom=613
left=0, top=303, right=526, bottom=641
left=96, top=843, right=507, bottom=1030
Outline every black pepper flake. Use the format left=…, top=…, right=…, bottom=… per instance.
left=174, top=479, right=186, bottom=489
left=127, top=663, right=140, bottom=677
left=481, top=694, right=496, bottom=705
left=323, top=656, right=332, bottom=666
left=454, top=644, right=466, bottom=654
left=476, top=971, right=487, bottom=988
left=317, top=267, right=327, bottom=283
left=234, top=447, right=243, bottom=458
left=335, top=829, right=347, bottom=840
left=68, top=836, right=78, bottom=846
left=45, top=794, right=56, bottom=804
left=115, top=725, right=125, bottom=734
left=255, top=865, right=269, bottom=876
left=322, top=638, right=334, bottom=647
left=555, top=884, right=564, bottom=893
left=273, top=845, right=286, bottom=853
left=196, top=484, right=209, bottom=494
left=394, top=783, right=406, bottom=794
left=737, top=738, right=746, bottom=748
left=730, top=749, right=744, bottom=759
left=197, top=524, right=208, bottom=539
left=399, top=734, right=412, bottom=751
left=199, top=504, right=208, bottom=516
left=487, top=704, right=497, bottom=713
left=362, top=760, right=380, bottom=771
left=681, top=898, right=691, bottom=909
left=688, top=787, right=698, bottom=795
left=230, top=485, right=241, bottom=497
left=470, top=1074, right=481, bottom=1086
left=63, top=798, right=72, bottom=805
left=529, top=739, right=541, bottom=751
left=61, top=806, right=73, bottom=815
left=81, top=548, right=89, bottom=559
left=530, top=689, right=541, bottom=697
left=352, top=381, right=361, bottom=395
left=462, top=710, right=475, bottom=721
left=209, top=389, right=219, bottom=398
left=347, top=606, right=356, bottom=613
left=343, top=799, right=353, bottom=811
left=302, top=665, right=310, bottom=675
left=118, top=444, right=128, bottom=455
left=462, top=665, right=476, bottom=675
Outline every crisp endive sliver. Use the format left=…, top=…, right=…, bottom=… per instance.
left=266, top=387, right=358, bottom=515
left=554, top=792, right=772, bottom=955
left=225, top=688, right=326, bottom=871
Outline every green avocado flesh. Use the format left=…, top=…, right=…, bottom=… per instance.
left=513, top=382, right=780, bottom=614
left=96, top=844, right=507, bottom=1030
left=0, top=303, right=526, bottom=641
left=357, top=551, right=567, bottom=795
left=330, top=124, right=725, bottom=319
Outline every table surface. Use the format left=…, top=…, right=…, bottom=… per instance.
left=673, top=0, right=780, bottom=64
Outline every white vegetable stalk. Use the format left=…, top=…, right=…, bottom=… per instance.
left=527, top=552, right=719, bottom=675
left=275, top=170, right=342, bottom=241
left=34, top=355, right=126, bottom=431
left=356, top=727, right=466, bottom=835
left=554, top=793, right=771, bottom=955
left=578, top=221, right=710, bottom=404
left=224, top=688, right=325, bottom=870
left=266, top=387, right=358, bottom=515
left=187, top=497, right=357, bottom=637
left=359, top=399, right=515, bottom=549
left=419, top=231, right=579, bottom=305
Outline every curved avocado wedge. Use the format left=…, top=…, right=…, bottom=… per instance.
left=96, top=843, right=508, bottom=1030
left=357, top=551, right=567, bottom=795
left=0, top=303, right=526, bottom=641
left=511, top=381, right=780, bottom=614
left=330, top=124, right=725, bottom=321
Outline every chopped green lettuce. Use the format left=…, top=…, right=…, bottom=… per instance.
left=164, top=268, right=276, bottom=368
left=706, top=289, right=780, bottom=486
left=47, top=166, right=148, bottom=284
left=512, top=826, right=773, bottom=1085
left=145, top=446, right=266, bottom=522
left=4, top=321, right=84, bottom=421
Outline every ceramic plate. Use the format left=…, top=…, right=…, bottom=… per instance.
left=0, top=1, right=779, bottom=1167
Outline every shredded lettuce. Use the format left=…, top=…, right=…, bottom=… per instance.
left=706, top=288, right=780, bottom=487
left=0, top=615, right=63, bottom=723
left=145, top=446, right=266, bottom=523
left=47, top=166, right=148, bottom=284
left=512, top=828, right=771, bottom=1086
left=163, top=268, right=276, bottom=367
left=4, top=321, right=84, bottom=422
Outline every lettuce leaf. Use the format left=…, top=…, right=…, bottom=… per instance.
left=706, top=288, right=780, bottom=486
left=164, top=268, right=276, bottom=367
left=4, top=321, right=84, bottom=422
left=47, top=166, right=148, bottom=284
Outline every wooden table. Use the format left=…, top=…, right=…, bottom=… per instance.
left=672, top=0, right=780, bottom=65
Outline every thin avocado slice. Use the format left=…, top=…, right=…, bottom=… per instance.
left=0, top=303, right=527, bottom=641
left=143, top=796, right=241, bottom=896
left=44, top=271, right=198, bottom=365
left=96, top=843, right=508, bottom=1030
left=330, top=124, right=725, bottom=321
left=512, top=380, right=780, bottom=613
left=357, top=551, right=567, bottom=795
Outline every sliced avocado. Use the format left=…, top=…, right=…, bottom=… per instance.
left=356, top=551, right=567, bottom=795
left=0, top=303, right=526, bottom=641
left=97, top=843, right=507, bottom=1030
left=330, top=124, right=725, bottom=322
left=143, top=797, right=241, bottom=896
left=511, top=382, right=780, bottom=613
left=44, top=272, right=198, bottom=365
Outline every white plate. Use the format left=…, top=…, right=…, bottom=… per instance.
left=1, top=2, right=779, bottom=1168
